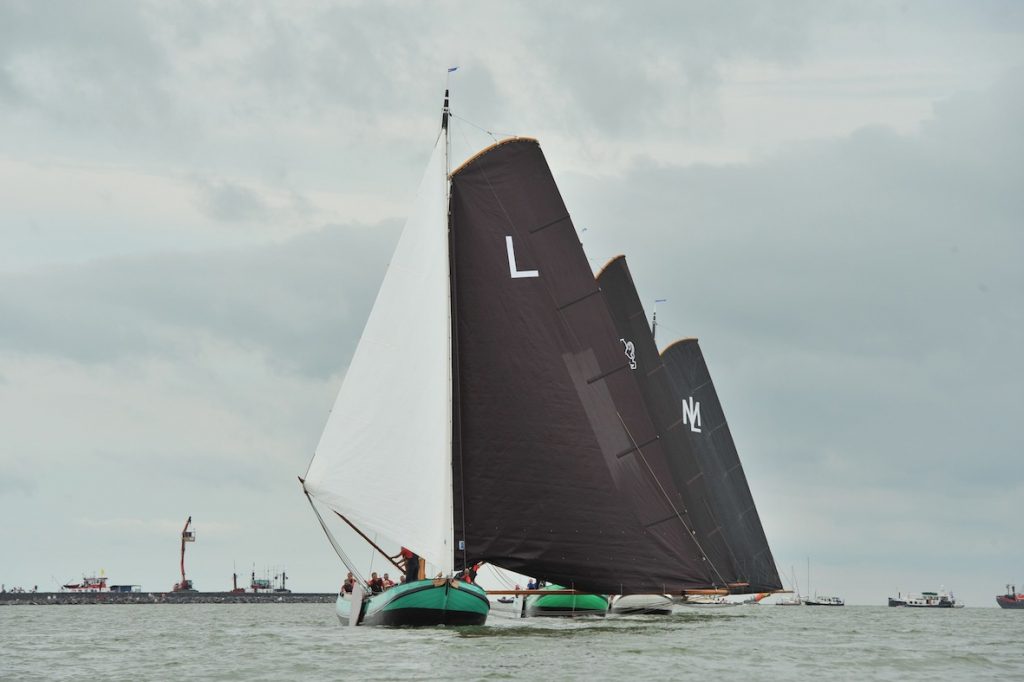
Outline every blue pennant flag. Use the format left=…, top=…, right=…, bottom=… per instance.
left=448, top=66, right=459, bottom=73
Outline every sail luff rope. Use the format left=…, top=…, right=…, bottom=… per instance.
left=445, top=91, right=469, bottom=576
left=614, top=411, right=730, bottom=590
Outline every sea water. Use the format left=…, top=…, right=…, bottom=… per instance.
left=2, top=603, right=1021, bottom=680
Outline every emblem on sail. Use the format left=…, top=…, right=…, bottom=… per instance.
left=506, top=235, right=539, bottom=278
left=682, top=396, right=702, bottom=433
left=620, top=338, right=637, bottom=370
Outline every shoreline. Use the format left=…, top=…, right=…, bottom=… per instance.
left=1, top=591, right=338, bottom=606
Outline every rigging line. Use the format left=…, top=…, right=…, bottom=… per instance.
left=332, top=510, right=403, bottom=572
left=449, top=113, right=506, bottom=143
left=301, top=486, right=367, bottom=587
left=367, top=533, right=378, bottom=575
left=614, top=411, right=730, bottom=589
left=453, top=114, right=476, bottom=170
left=491, top=566, right=519, bottom=590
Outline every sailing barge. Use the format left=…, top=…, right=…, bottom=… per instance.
left=301, top=88, right=782, bottom=626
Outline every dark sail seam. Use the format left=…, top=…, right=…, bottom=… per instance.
left=557, top=288, right=602, bottom=311
left=585, top=363, right=630, bottom=385
left=702, top=497, right=743, bottom=577
left=529, top=214, right=571, bottom=234
left=665, top=416, right=685, bottom=431
left=615, top=411, right=729, bottom=588
left=614, top=436, right=660, bottom=460
left=645, top=512, right=685, bottom=528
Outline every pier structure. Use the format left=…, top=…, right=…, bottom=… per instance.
left=0, top=591, right=338, bottom=606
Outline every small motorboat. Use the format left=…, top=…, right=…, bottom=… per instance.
left=889, top=589, right=963, bottom=608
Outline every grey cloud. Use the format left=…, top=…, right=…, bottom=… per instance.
left=194, top=179, right=270, bottom=223
left=566, top=68, right=1023, bottom=501
left=0, top=1, right=827, bottom=160
left=0, top=472, right=35, bottom=496
left=0, top=223, right=400, bottom=377
left=0, top=1, right=170, bottom=126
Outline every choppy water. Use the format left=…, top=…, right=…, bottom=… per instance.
left=2, top=603, right=1022, bottom=681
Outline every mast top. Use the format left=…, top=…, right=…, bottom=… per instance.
left=442, top=89, right=449, bottom=131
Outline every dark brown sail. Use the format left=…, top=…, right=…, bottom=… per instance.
left=597, top=256, right=782, bottom=592
left=660, top=338, right=782, bottom=592
left=449, top=138, right=724, bottom=594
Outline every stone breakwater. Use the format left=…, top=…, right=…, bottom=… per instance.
left=1, top=592, right=338, bottom=606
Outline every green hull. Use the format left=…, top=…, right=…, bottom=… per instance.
left=525, top=585, right=608, bottom=617
left=336, top=578, right=489, bottom=626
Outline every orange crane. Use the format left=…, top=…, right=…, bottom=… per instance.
left=172, top=516, right=196, bottom=591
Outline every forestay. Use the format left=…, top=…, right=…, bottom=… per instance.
left=304, top=134, right=454, bottom=575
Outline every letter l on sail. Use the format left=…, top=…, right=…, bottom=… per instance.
left=506, top=235, right=539, bottom=278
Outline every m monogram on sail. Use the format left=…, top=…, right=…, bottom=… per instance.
left=682, top=396, right=702, bottom=433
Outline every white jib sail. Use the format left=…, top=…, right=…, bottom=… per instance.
left=305, top=132, right=453, bottom=575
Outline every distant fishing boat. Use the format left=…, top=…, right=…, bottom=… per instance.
left=889, top=589, right=963, bottom=608
left=996, top=585, right=1024, bottom=609
left=61, top=574, right=108, bottom=592
left=301, top=87, right=782, bottom=626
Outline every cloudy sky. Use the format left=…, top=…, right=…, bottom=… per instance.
left=1, top=1, right=1021, bottom=605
